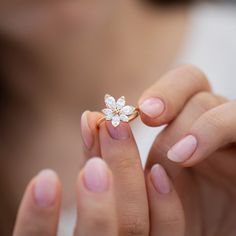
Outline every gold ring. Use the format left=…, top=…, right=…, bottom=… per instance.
left=96, top=94, right=139, bottom=128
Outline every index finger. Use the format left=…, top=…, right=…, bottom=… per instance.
left=138, top=65, right=211, bottom=127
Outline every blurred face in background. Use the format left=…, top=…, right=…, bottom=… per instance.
left=0, top=0, right=188, bottom=108
left=0, top=0, right=189, bottom=233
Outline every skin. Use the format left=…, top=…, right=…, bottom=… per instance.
left=0, top=0, right=187, bottom=228
left=80, top=65, right=236, bottom=235
left=1, top=1, right=235, bottom=236
left=141, top=65, right=236, bottom=235
left=13, top=65, right=236, bottom=235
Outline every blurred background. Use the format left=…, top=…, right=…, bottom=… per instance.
left=0, top=0, right=235, bottom=235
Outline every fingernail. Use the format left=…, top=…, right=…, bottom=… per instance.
left=167, top=135, right=198, bottom=162
left=34, top=169, right=58, bottom=207
left=83, top=158, right=109, bottom=192
left=81, top=111, right=94, bottom=149
left=139, top=98, right=165, bottom=118
left=106, top=122, right=130, bottom=140
left=150, top=164, right=171, bottom=194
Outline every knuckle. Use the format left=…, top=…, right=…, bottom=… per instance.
left=176, top=64, right=210, bottom=90
left=202, top=109, right=226, bottom=131
left=214, top=94, right=228, bottom=103
left=121, top=214, right=149, bottom=235
left=114, top=155, right=141, bottom=174
left=158, top=213, right=185, bottom=231
left=188, top=92, right=221, bottom=113
left=86, top=207, right=113, bottom=230
left=91, top=215, right=111, bottom=230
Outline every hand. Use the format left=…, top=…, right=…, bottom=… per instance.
left=80, top=111, right=184, bottom=235
left=13, top=159, right=118, bottom=236
left=138, top=65, right=236, bottom=236
left=14, top=115, right=151, bottom=236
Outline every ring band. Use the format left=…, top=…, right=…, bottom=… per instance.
left=96, top=94, right=140, bottom=128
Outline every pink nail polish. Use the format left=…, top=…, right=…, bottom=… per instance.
left=139, top=98, right=165, bottom=118
left=83, top=158, right=109, bottom=192
left=106, top=122, right=130, bottom=140
left=167, top=135, right=198, bottom=163
left=150, top=164, right=171, bottom=194
left=81, top=111, right=94, bottom=149
left=34, top=170, right=58, bottom=207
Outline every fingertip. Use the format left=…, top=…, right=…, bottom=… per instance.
left=81, top=111, right=94, bottom=150
left=150, top=164, right=171, bottom=195
left=33, top=169, right=61, bottom=208
left=81, top=111, right=103, bottom=157
left=13, top=169, right=61, bottom=236
left=139, top=97, right=165, bottom=118
left=87, top=111, right=103, bottom=130
left=83, top=157, right=110, bottom=192
left=78, top=157, right=112, bottom=193
left=106, top=121, right=131, bottom=140
left=75, top=159, right=117, bottom=236
left=167, top=135, right=198, bottom=164
left=147, top=163, right=185, bottom=236
left=138, top=96, right=165, bottom=126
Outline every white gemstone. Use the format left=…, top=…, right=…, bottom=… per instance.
left=121, top=105, right=135, bottom=115
left=111, top=115, right=120, bottom=127
left=120, top=114, right=129, bottom=122
left=102, top=109, right=113, bottom=120
left=116, top=96, right=126, bottom=109
left=102, top=108, right=113, bottom=116
left=105, top=94, right=116, bottom=110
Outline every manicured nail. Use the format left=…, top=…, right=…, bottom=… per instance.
left=139, top=97, right=165, bottom=118
left=150, top=164, right=171, bottom=194
left=81, top=111, right=94, bottom=149
left=167, top=135, right=198, bottom=162
left=34, top=169, right=58, bottom=207
left=106, top=122, right=130, bottom=140
left=83, top=158, right=109, bottom=192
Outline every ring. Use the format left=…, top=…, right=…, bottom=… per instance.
left=97, top=94, right=139, bottom=128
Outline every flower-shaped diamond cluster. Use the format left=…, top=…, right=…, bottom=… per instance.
left=102, top=94, right=135, bottom=127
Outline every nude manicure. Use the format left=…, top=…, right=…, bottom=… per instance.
left=167, top=135, right=198, bottom=162
left=150, top=164, right=171, bottom=194
left=81, top=111, right=94, bottom=149
left=106, top=122, right=130, bottom=140
left=34, top=169, right=58, bottom=207
left=139, top=97, right=165, bottom=118
left=83, top=158, right=109, bottom=192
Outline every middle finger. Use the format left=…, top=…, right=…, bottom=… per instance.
left=99, top=121, right=149, bottom=236
left=145, top=92, right=225, bottom=174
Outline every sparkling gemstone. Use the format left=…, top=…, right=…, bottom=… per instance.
left=105, top=94, right=116, bottom=110
left=102, top=94, right=136, bottom=127
left=116, top=96, right=126, bottom=109
left=102, top=108, right=113, bottom=116
left=102, top=108, right=113, bottom=120
left=121, top=105, right=135, bottom=115
left=111, top=115, right=120, bottom=127
left=120, top=114, right=129, bottom=122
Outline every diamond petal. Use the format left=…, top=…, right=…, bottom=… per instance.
left=102, top=108, right=113, bottom=120
left=120, top=114, right=129, bottom=122
left=121, top=105, right=135, bottom=116
left=105, top=94, right=116, bottom=110
left=111, top=115, right=120, bottom=127
left=116, top=96, right=126, bottom=109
